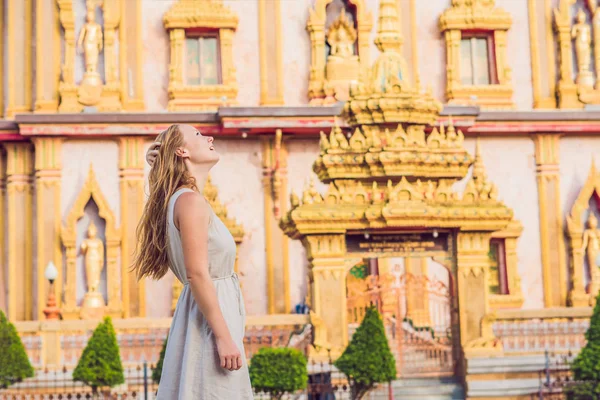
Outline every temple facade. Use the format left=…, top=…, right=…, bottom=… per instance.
left=1, top=0, right=600, bottom=398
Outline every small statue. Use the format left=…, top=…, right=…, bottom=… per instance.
left=582, top=213, right=600, bottom=279
left=326, top=10, right=357, bottom=59
left=77, top=7, right=103, bottom=75
left=81, top=221, right=104, bottom=294
left=572, top=9, right=594, bottom=87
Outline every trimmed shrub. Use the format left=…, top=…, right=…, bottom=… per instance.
left=73, top=317, right=124, bottom=393
left=334, top=306, right=396, bottom=400
left=249, top=347, right=307, bottom=399
left=0, top=311, right=34, bottom=388
left=568, top=292, right=600, bottom=399
left=152, top=335, right=168, bottom=384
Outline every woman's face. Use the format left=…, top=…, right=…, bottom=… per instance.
left=178, top=124, right=220, bottom=166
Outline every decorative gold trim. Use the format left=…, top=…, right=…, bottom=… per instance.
left=439, top=0, right=515, bottom=109
left=32, top=138, right=63, bottom=320
left=533, top=134, right=567, bottom=307
left=306, top=0, right=373, bottom=103
left=163, top=0, right=239, bottom=111
left=566, top=161, right=600, bottom=307
left=118, top=137, right=145, bottom=318
left=60, top=166, right=122, bottom=319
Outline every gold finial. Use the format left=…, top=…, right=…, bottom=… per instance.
left=472, top=137, right=486, bottom=180
left=374, top=0, right=403, bottom=53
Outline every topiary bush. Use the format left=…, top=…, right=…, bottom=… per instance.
left=152, top=335, right=168, bottom=385
left=0, top=311, right=34, bottom=389
left=334, top=306, right=396, bottom=400
left=249, top=347, right=307, bottom=399
left=567, top=292, right=600, bottom=399
left=73, top=316, right=124, bottom=394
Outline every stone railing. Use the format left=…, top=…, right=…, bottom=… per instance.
left=15, top=314, right=311, bottom=369
left=492, top=307, right=591, bottom=354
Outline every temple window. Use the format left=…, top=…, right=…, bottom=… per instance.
left=460, top=34, right=495, bottom=86
left=489, top=221, right=524, bottom=309
left=488, top=238, right=508, bottom=295
left=439, top=0, right=514, bottom=109
left=163, top=0, right=238, bottom=111
left=184, top=33, right=221, bottom=86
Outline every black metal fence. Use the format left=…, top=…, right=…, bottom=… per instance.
left=0, top=359, right=393, bottom=400
left=536, top=351, right=600, bottom=399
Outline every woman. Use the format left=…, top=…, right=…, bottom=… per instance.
left=133, top=124, right=253, bottom=399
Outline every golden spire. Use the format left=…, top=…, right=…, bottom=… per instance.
left=472, top=137, right=486, bottom=181
left=374, top=0, right=403, bottom=53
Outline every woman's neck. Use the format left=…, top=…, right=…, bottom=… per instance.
left=184, top=162, right=211, bottom=191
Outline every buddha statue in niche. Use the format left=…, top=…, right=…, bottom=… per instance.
left=325, top=9, right=360, bottom=102
left=582, top=212, right=600, bottom=292
left=80, top=220, right=106, bottom=319
left=572, top=8, right=594, bottom=88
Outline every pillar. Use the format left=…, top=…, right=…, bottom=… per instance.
left=258, top=0, right=284, bottom=105
left=119, top=0, right=145, bottom=110
left=119, top=137, right=146, bottom=317
left=34, top=0, right=60, bottom=112
left=533, top=134, right=567, bottom=307
left=304, top=234, right=348, bottom=360
left=6, top=0, right=33, bottom=118
left=0, top=151, right=6, bottom=313
left=456, top=232, right=500, bottom=355
left=33, top=138, right=63, bottom=319
left=5, top=143, right=34, bottom=321
left=262, top=132, right=291, bottom=314
left=527, top=0, right=556, bottom=108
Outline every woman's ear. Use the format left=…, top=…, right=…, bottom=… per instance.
left=175, top=147, right=189, bottom=158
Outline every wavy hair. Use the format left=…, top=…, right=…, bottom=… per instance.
left=132, top=124, right=198, bottom=280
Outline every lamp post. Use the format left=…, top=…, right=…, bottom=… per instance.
left=43, top=261, right=61, bottom=320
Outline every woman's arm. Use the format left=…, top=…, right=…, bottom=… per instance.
left=176, top=191, right=242, bottom=371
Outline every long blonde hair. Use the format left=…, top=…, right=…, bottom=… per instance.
left=132, top=124, right=198, bottom=280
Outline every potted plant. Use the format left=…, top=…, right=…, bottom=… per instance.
left=249, top=347, right=308, bottom=399
left=0, top=311, right=34, bottom=389
left=334, top=306, right=396, bottom=399
left=73, top=317, right=125, bottom=398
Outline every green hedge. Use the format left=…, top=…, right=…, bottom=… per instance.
left=152, top=335, right=168, bottom=384
left=0, top=311, right=34, bottom=389
left=334, top=306, right=396, bottom=400
left=73, top=317, right=124, bottom=393
left=249, top=347, right=307, bottom=400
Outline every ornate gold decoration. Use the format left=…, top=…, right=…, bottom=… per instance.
left=553, top=0, right=600, bottom=108
left=6, top=0, right=33, bottom=118
left=306, top=0, right=372, bottom=104
left=172, top=176, right=245, bottom=313
left=61, top=166, right=122, bottom=319
left=282, top=2, right=521, bottom=358
left=567, top=161, right=600, bottom=307
left=57, top=0, right=123, bottom=112
left=439, top=0, right=514, bottom=109
left=163, top=0, right=238, bottom=111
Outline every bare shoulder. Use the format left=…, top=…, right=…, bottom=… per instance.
left=174, top=191, right=210, bottom=230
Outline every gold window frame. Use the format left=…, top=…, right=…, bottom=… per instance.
left=163, top=0, right=238, bottom=111
left=439, top=0, right=514, bottom=109
left=489, top=221, right=525, bottom=309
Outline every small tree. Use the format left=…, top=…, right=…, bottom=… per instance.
left=152, top=335, right=168, bottom=384
left=0, top=311, right=34, bottom=389
left=249, top=347, right=307, bottom=399
left=73, top=317, right=124, bottom=395
left=334, top=306, right=396, bottom=400
left=568, top=292, right=600, bottom=399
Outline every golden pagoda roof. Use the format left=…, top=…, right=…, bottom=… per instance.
left=203, top=176, right=244, bottom=243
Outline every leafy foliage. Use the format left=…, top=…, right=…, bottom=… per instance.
left=152, top=335, right=168, bottom=384
left=0, top=311, right=34, bottom=389
left=249, top=347, right=308, bottom=400
left=334, top=306, right=396, bottom=400
left=72, top=317, right=124, bottom=392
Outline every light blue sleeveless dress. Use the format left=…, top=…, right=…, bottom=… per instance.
left=156, top=187, right=254, bottom=399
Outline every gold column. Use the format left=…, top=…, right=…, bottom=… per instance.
left=554, top=2, right=581, bottom=109
left=6, top=0, right=33, bottom=118
left=0, top=0, right=4, bottom=117
left=262, top=132, right=291, bottom=313
left=528, top=0, right=556, bottom=108
left=32, top=138, right=63, bottom=319
left=533, top=134, right=567, bottom=307
left=258, top=0, right=284, bottom=105
left=119, top=0, right=145, bottom=110
left=118, top=137, right=146, bottom=317
left=396, top=0, right=417, bottom=83
left=34, top=0, right=60, bottom=112
left=304, top=234, right=347, bottom=360
left=0, top=152, right=6, bottom=313
left=456, top=232, right=500, bottom=355
left=4, top=143, right=34, bottom=321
